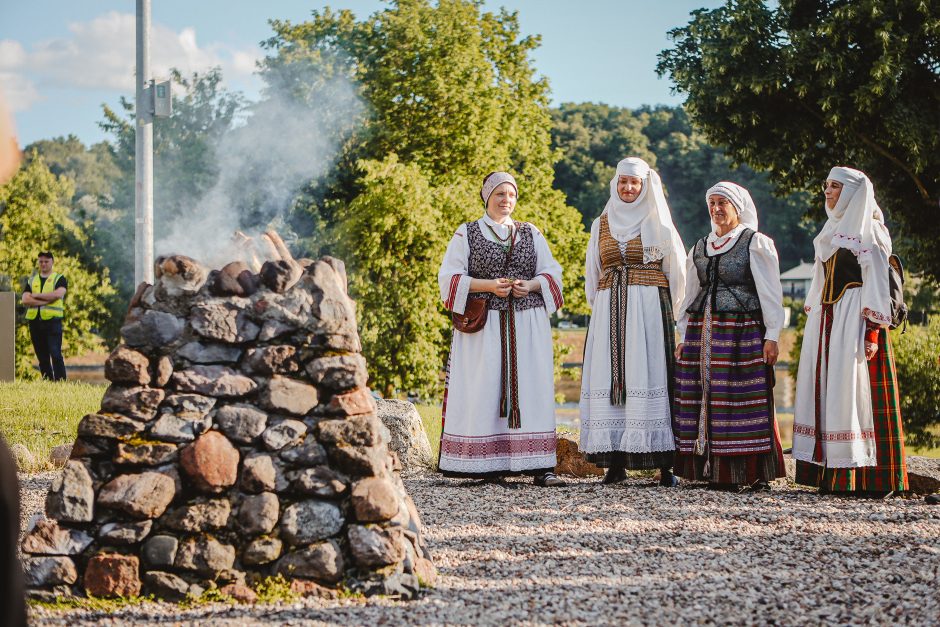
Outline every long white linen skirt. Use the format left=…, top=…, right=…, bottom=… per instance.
left=439, top=307, right=557, bottom=475
left=579, top=285, right=675, bottom=455
left=792, top=289, right=877, bottom=468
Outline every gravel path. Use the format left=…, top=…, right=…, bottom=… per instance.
left=23, top=472, right=940, bottom=626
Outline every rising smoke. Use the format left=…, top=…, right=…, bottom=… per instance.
left=154, top=68, right=362, bottom=268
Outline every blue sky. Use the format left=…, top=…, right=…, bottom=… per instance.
left=0, top=1, right=724, bottom=146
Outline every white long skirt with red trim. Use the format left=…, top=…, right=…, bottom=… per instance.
left=439, top=307, right=557, bottom=476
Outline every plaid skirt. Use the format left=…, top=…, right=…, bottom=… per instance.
left=674, top=311, right=785, bottom=484
left=795, top=327, right=908, bottom=492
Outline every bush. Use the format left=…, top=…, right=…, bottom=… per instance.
left=891, top=319, right=940, bottom=448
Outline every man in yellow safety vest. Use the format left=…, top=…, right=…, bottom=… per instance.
left=21, top=252, right=68, bottom=380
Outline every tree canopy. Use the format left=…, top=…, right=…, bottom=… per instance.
left=657, top=0, right=940, bottom=277
left=550, top=103, right=817, bottom=271
left=261, top=0, right=589, bottom=395
left=0, top=157, right=116, bottom=378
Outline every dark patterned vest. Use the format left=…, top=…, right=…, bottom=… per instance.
left=466, top=220, right=545, bottom=312
left=821, top=248, right=863, bottom=304
left=689, top=228, right=761, bottom=314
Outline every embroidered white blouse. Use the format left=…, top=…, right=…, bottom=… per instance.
left=675, top=224, right=786, bottom=342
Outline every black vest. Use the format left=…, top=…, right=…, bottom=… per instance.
left=466, top=221, right=545, bottom=312
left=689, top=228, right=761, bottom=314
left=822, top=248, right=863, bottom=304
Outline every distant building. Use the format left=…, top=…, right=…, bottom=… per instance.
left=780, top=261, right=815, bottom=299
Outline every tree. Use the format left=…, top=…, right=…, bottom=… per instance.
left=260, top=0, right=589, bottom=394
left=550, top=102, right=656, bottom=227
left=332, top=156, right=451, bottom=397
left=657, top=0, right=940, bottom=277
left=550, top=103, right=816, bottom=271
left=0, top=157, right=116, bottom=378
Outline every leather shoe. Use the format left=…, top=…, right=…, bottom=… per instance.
left=534, top=472, right=567, bottom=487
left=603, top=466, right=628, bottom=484
left=659, top=469, right=679, bottom=487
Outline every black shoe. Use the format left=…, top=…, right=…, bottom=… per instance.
left=926, top=493, right=940, bottom=505
left=603, top=466, right=628, bottom=484
left=749, top=480, right=771, bottom=492
left=534, top=472, right=567, bottom=487
left=659, top=469, right=679, bottom=487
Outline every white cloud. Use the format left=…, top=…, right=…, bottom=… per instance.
left=0, top=12, right=262, bottom=111
left=0, top=40, right=42, bottom=111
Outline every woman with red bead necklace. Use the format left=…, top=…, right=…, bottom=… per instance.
left=673, top=182, right=787, bottom=490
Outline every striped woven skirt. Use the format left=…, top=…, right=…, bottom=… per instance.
left=795, top=326, right=908, bottom=493
left=674, top=311, right=785, bottom=485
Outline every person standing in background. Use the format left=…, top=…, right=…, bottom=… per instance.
left=22, top=252, right=68, bottom=381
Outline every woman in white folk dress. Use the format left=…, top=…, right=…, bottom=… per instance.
left=792, top=166, right=908, bottom=495
left=437, top=171, right=566, bottom=486
left=579, top=157, right=687, bottom=485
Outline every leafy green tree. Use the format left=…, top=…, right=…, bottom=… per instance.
left=0, top=157, right=116, bottom=378
left=551, top=103, right=816, bottom=270
left=891, top=319, right=940, bottom=448
left=332, top=156, right=451, bottom=397
left=657, top=0, right=940, bottom=277
left=550, top=102, right=656, bottom=226
left=261, top=0, right=589, bottom=394
left=24, top=136, right=120, bottom=206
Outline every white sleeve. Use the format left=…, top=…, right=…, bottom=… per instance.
left=530, top=225, right=564, bottom=315
left=437, top=224, right=473, bottom=315
left=676, top=245, right=699, bottom=343
left=750, top=233, right=786, bottom=342
left=584, top=218, right=602, bottom=309
left=803, top=260, right=824, bottom=315
left=663, top=228, right=688, bottom=313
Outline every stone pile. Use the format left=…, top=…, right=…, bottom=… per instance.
left=22, top=251, right=436, bottom=602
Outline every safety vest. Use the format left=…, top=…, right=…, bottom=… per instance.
left=25, top=272, right=65, bottom=320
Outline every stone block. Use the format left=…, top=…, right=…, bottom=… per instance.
left=180, top=431, right=239, bottom=493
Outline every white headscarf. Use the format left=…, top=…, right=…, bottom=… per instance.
left=602, top=157, right=682, bottom=263
left=804, top=166, right=892, bottom=325
left=813, top=166, right=892, bottom=262
left=705, top=181, right=759, bottom=234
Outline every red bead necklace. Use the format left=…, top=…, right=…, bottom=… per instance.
left=710, top=233, right=734, bottom=251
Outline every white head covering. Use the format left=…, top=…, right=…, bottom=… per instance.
left=705, top=181, right=759, bottom=233
left=803, top=166, right=893, bottom=326
left=813, top=166, right=891, bottom=262
left=481, top=172, right=518, bottom=206
left=602, top=157, right=681, bottom=263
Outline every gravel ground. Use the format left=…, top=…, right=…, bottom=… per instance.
left=22, top=472, right=940, bottom=626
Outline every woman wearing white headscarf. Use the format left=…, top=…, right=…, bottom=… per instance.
left=437, top=171, right=566, bottom=486
left=579, top=157, right=687, bottom=485
left=674, top=182, right=787, bottom=490
left=792, top=167, right=908, bottom=494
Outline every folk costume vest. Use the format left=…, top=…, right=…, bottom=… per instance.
left=597, top=214, right=672, bottom=406
left=821, top=248, right=863, bottom=305
left=25, top=272, right=65, bottom=321
left=689, top=229, right=760, bottom=314
left=465, top=221, right=543, bottom=428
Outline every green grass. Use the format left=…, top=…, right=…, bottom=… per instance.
left=0, top=380, right=106, bottom=471
left=414, top=403, right=442, bottom=466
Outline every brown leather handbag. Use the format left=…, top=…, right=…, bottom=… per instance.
left=451, top=223, right=515, bottom=334
left=452, top=296, right=488, bottom=333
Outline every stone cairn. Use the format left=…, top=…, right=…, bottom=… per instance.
left=22, top=242, right=436, bottom=602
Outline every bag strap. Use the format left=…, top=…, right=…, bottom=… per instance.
left=501, top=222, right=517, bottom=276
